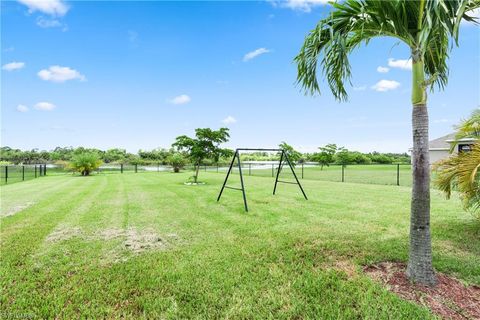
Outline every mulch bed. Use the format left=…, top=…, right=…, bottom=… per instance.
left=364, top=262, right=480, bottom=320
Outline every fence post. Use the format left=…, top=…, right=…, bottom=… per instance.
left=249, top=163, right=251, bottom=176
left=341, top=165, right=345, bottom=182
left=44, top=164, right=47, bottom=176
left=302, top=163, right=304, bottom=179
left=35, top=165, right=37, bottom=178
left=22, top=165, right=25, bottom=181
left=5, top=166, right=8, bottom=184
left=397, top=164, right=400, bottom=186
left=121, top=164, right=123, bottom=174
left=135, top=164, right=138, bottom=173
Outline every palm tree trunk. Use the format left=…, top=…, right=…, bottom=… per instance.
left=406, top=56, right=436, bottom=285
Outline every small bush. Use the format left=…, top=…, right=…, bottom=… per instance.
left=168, top=153, right=186, bottom=173
left=69, top=153, right=102, bottom=176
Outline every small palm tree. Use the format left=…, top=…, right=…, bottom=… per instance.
left=295, top=0, right=479, bottom=285
left=452, top=109, right=480, bottom=150
left=69, top=152, right=102, bottom=176
left=434, top=110, right=480, bottom=216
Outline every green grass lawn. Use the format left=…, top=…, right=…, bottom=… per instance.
left=1, top=172, right=478, bottom=318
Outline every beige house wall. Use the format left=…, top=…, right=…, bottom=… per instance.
left=429, top=149, right=450, bottom=164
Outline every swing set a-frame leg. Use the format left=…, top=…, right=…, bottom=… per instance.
left=283, top=152, right=308, bottom=200
left=217, top=151, right=249, bottom=211
left=217, top=151, right=237, bottom=201
left=273, top=151, right=284, bottom=195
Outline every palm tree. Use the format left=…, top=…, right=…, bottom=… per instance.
left=295, top=0, right=479, bottom=285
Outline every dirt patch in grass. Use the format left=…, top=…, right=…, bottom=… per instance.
left=46, top=227, right=83, bottom=242
left=332, top=260, right=358, bottom=278
left=96, top=228, right=167, bottom=253
left=46, top=227, right=177, bottom=255
left=364, top=262, right=480, bottom=320
left=1, top=202, right=36, bottom=218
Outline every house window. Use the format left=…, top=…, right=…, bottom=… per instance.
left=458, top=144, right=473, bottom=153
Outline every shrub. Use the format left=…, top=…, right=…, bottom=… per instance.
left=69, top=152, right=102, bottom=176
left=168, top=153, right=187, bottom=173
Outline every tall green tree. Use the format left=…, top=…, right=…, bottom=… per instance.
left=313, top=144, right=337, bottom=169
left=294, top=0, right=479, bottom=285
left=173, top=128, right=231, bottom=183
left=279, top=142, right=302, bottom=167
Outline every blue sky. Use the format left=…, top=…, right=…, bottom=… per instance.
left=1, top=0, right=479, bottom=153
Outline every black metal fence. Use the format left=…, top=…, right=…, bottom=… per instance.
left=205, top=163, right=413, bottom=187
left=0, top=164, right=47, bottom=185
left=0, top=163, right=414, bottom=188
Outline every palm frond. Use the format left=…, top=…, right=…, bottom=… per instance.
left=434, top=142, right=480, bottom=215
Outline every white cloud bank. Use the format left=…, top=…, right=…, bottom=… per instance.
left=17, top=0, right=69, bottom=16
left=371, top=80, right=401, bottom=92
left=388, top=58, right=412, bottom=70
left=271, top=0, right=329, bottom=12
left=377, top=66, right=389, bottom=73
left=243, top=48, right=270, bottom=62
left=34, top=102, right=56, bottom=111
left=168, top=94, right=191, bottom=105
left=38, top=66, right=86, bottom=82
left=2, top=62, right=25, bottom=71
left=17, top=104, right=29, bottom=112
left=221, top=116, right=237, bottom=125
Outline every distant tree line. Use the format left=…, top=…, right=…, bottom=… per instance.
left=0, top=143, right=410, bottom=166
left=240, top=144, right=410, bottom=165
left=0, top=146, right=176, bottom=165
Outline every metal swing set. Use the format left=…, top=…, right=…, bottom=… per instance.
left=217, top=148, right=308, bottom=212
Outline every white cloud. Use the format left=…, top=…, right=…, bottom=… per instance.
left=38, top=66, right=86, bottom=82
left=371, top=80, right=401, bottom=92
left=168, top=94, right=191, bottom=105
left=353, top=85, right=367, bottom=91
left=388, top=58, right=412, bottom=70
left=271, top=0, right=330, bottom=12
left=3, top=47, right=14, bottom=52
left=243, top=48, right=271, bottom=62
left=16, top=104, right=29, bottom=112
left=36, top=16, right=66, bottom=30
left=34, top=102, right=56, bottom=111
left=221, top=116, right=237, bottom=125
left=17, top=0, right=69, bottom=17
left=377, top=66, right=389, bottom=73
left=2, top=62, right=25, bottom=71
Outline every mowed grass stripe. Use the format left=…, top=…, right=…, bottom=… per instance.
left=0, top=176, right=78, bottom=218
left=76, top=174, right=127, bottom=231
left=0, top=176, right=103, bottom=262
